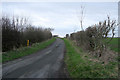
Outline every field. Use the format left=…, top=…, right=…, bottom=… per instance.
left=2, top=38, right=56, bottom=63
left=63, top=38, right=118, bottom=78
left=108, top=38, right=119, bottom=52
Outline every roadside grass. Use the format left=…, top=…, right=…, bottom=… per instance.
left=2, top=38, right=56, bottom=63
left=63, top=38, right=118, bottom=78
left=107, top=38, right=119, bottom=52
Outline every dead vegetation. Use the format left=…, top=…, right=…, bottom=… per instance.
left=68, top=16, right=118, bottom=63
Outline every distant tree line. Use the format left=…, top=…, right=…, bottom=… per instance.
left=67, top=16, right=117, bottom=57
left=2, top=16, right=52, bottom=52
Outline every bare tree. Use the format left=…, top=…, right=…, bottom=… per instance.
left=2, top=15, right=53, bottom=52
left=79, top=5, right=85, bottom=31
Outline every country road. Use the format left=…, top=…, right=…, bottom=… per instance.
left=2, top=38, right=67, bottom=79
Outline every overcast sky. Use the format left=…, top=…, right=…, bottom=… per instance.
left=2, top=2, right=118, bottom=37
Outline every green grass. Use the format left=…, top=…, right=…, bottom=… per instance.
left=63, top=38, right=118, bottom=78
left=107, top=38, right=119, bottom=52
left=2, top=38, right=56, bottom=63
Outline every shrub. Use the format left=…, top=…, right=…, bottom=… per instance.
left=2, top=16, right=53, bottom=52
left=69, top=16, right=117, bottom=57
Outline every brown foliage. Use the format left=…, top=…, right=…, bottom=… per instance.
left=69, top=16, right=117, bottom=57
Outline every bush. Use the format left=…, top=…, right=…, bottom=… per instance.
left=69, top=16, right=117, bottom=57
left=2, top=16, right=21, bottom=51
left=2, top=16, right=53, bottom=52
left=23, top=26, right=52, bottom=45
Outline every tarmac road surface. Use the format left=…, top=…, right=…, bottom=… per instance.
left=2, top=38, right=67, bottom=79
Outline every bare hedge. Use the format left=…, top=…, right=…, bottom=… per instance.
left=69, top=17, right=117, bottom=57
left=2, top=16, right=52, bottom=52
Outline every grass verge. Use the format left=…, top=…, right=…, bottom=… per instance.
left=63, top=38, right=118, bottom=78
left=2, top=38, right=56, bottom=63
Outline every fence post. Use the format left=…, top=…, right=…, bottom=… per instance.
left=27, top=40, right=29, bottom=46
